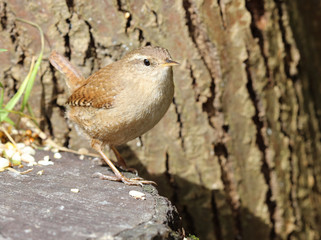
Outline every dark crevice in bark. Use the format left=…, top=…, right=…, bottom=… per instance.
left=165, top=152, right=175, bottom=195
left=9, top=18, right=18, bottom=45
left=274, top=0, right=295, bottom=81
left=65, top=0, right=74, bottom=12
left=151, top=10, right=159, bottom=27
left=202, top=79, right=215, bottom=128
left=211, top=190, right=223, bottom=240
left=277, top=96, right=297, bottom=234
left=2, top=69, right=11, bottom=89
left=124, top=13, right=132, bottom=33
left=63, top=129, right=71, bottom=148
left=182, top=0, right=220, bottom=125
left=279, top=5, right=321, bottom=228
left=116, top=0, right=123, bottom=11
left=10, top=30, right=17, bottom=44
left=17, top=52, right=25, bottom=65
left=54, top=22, right=62, bottom=35
left=116, top=0, right=131, bottom=33
left=215, top=143, right=243, bottom=239
left=245, top=56, right=276, bottom=240
left=84, top=20, right=97, bottom=72
left=274, top=1, right=302, bottom=232
left=134, top=28, right=145, bottom=43
left=172, top=97, right=185, bottom=150
left=63, top=0, right=74, bottom=59
left=189, top=65, right=200, bottom=102
left=245, top=0, right=271, bottom=83
left=0, top=2, right=7, bottom=30
left=287, top=144, right=298, bottom=237
left=10, top=75, right=18, bottom=96
left=64, top=18, right=72, bottom=59
left=223, top=124, right=229, bottom=133
left=214, top=142, right=228, bottom=159
left=217, top=0, right=226, bottom=29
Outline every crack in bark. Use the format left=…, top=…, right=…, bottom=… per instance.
left=182, top=0, right=222, bottom=127
left=215, top=143, right=243, bottom=239
left=203, top=79, right=215, bottom=128
left=65, top=0, right=74, bottom=12
left=116, top=0, right=132, bottom=33
left=244, top=54, right=276, bottom=240
left=63, top=17, right=72, bottom=59
left=84, top=20, right=97, bottom=72
left=183, top=2, right=237, bottom=237
left=165, top=152, right=174, bottom=187
left=217, top=0, right=226, bottom=29
left=9, top=73, right=18, bottom=96
left=274, top=0, right=297, bottom=81
left=134, top=27, right=145, bottom=43
left=63, top=0, right=75, bottom=59
left=172, top=97, right=185, bottom=150
left=245, top=0, right=272, bottom=85
left=151, top=10, right=159, bottom=28
left=188, top=63, right=200, bottom=102
left=0, top=1, right=7, bottom=30
left=274, top=0, right=303, bottom=234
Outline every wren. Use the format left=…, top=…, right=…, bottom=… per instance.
left=49, top=46, right=179, bottom=185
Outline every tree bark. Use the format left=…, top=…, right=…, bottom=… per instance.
left=1, top=0, right=321, bottom=239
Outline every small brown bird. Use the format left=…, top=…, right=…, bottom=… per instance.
left=49, top=46, right=179, bottom=185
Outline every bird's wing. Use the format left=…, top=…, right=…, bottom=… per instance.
left=66, top=66, right=122, bottom=109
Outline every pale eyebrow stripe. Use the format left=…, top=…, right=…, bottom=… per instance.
left=127, top=54, right=150, bottom=62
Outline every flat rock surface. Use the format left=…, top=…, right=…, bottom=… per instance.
left=0, top=150, right=182, bottom=240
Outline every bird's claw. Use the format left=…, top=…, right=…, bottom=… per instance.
left=92, top=172, right=156, bottom=186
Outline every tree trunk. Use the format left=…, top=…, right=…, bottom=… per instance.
left=1, top=0, right=321, bottom=239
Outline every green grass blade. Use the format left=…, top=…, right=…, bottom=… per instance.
left=3, top=116, right=15, bottom=125
left=0, top=58, right=35, bottom=122
left=0, top=85, right=3, bottom=107
left=16, top=18, right=44, bottom=112
left=0, top=49, right=7, bottom=52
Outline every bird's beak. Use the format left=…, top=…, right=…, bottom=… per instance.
left=161, top=59, right=180, bottom=67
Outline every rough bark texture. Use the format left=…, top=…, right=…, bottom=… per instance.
left=1, top=0, right=321, bottom=239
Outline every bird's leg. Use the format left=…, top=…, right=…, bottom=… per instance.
left=110, top=145, right=138, bottom=175
left=91, top=139, right=156, bottom=186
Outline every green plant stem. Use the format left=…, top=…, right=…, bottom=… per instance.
left=0, top=57, right=35, bottom=122
left=16, top=17, right=44, bottom=112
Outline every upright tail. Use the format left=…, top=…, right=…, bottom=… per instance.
left=49, top=51, right=86, bottom=92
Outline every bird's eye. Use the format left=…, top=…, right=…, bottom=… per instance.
left=143, top=59, right=150, bottom=66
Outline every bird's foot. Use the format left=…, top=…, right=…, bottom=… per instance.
left=99, top=159, right=138, bottom=175
left=92, top=172, right=156, bottom=186
left=118, top=166, right=138, bottom=175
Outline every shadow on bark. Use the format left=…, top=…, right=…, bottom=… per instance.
left=117, top=145, right=280, bottom=240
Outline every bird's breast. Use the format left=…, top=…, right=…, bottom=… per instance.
left=67, top=70, right=174, bottom=146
